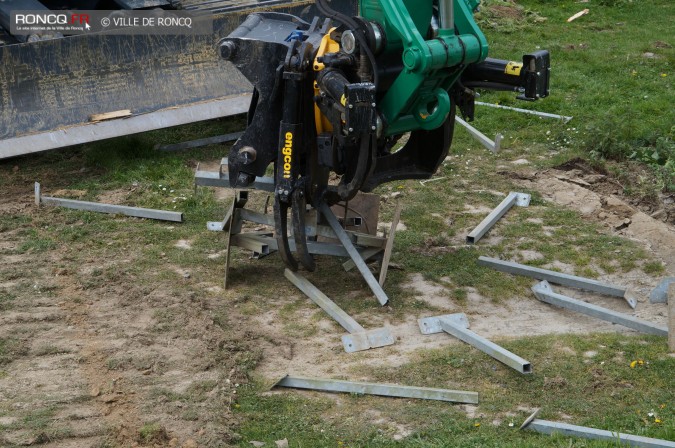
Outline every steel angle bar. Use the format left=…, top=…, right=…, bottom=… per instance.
left=532, top=281, right=667, bottom=336
left=320, top=203, right=390, bottom=306
left=650, top=277, right=675, bottom=304
left=419, top=313, right=532, bottom=374
left=455, top=116, right=503, bottom=153
left=475, top=102, right=573, bottom=123
left=157, top=131, right=244, bottom=152
left=478, top=256, right=634, bottom=308
left=35, top=183, right=183, bottom=222
left=274, top=375, right=478, bottom=404
left=284, top=269, right=394, bottom=353
left=523, top=419, right=675, bottom=447
left=466, top=192, right=530, bottom=244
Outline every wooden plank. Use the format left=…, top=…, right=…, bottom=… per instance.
left=669, top=283, right=675, bottom=352
left=89, top=110, right=132, bottom=123
left=379, top=202, right=402, bottom=286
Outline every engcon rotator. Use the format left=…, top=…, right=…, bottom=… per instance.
left=218, top=0, right=550, bottom=272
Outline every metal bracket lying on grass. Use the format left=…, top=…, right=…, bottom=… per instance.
left=479, top=256, right=637, bottom=309
left=532, top=281, right=667, bottom=336
left=649, top=277, right=675, bottom=304
left=34, top=182, right=183, bottom=222
left=455, top=115, right=503, bottom=153
left=520, top=411, right=675, bottom=447
left=273, top=375, right=478, bottom=404
left=285, top=269, right=394, bottom=353
left=466, top=192, right=530, bottom=244
left=418, top=313, right=532, bottom=374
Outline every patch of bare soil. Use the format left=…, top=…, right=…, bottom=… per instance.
left=551, top=157, right=674, bottom=224
left=508, top=166, right=675, bottom=270
left=0, top=202, right=251, bottom=446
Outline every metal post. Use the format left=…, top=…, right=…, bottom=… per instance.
left=35, top=182, right=183, bottom=222
left=274, top=375, right=478, bottom=404
left=479, top=256, right=636, bottom=308
left=438, top=0, right=454, bottom=30
left=284, top=269, right=394, bottom=353
left=532, top=281, right=667, bottom=337
left=320, top=203, right=390, bottom=306
left=418, top=313, right=532, bottom=374
left=466, top=192, right=530, bottom=244
left=475, top=101, right=573, bottom=123
left=455, top=116, right=503, bottom=153
left=523, top=419, right=675, bottom=448
left=285, top=269, right=364, bottom=333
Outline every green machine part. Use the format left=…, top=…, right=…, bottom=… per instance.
left=360, top=0, right=488, bottom=135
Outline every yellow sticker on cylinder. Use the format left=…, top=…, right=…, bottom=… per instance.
left=505, top=61, right=523, bottom=76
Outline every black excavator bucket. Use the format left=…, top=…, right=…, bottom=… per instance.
left=0, top=0, right=357, bottom=160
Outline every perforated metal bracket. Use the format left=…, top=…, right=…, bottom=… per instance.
left=342, top=327, right=395, bottom=353
left=418, top=313, right=470, bottom=335
left=515, top=193, right=531, bottom=207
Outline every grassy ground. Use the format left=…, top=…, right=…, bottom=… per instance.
left=472, top=0, right=674, bottom=195
left=0, top=0, right=673, bottom=447
left=239, top=333, right=674, bottom=447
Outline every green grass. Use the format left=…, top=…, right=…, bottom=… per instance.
left=236, top=334, right=674, bottom=447
left=472, top=0, right=674, bottom=191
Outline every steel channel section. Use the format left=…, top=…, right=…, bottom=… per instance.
left=439, top=317, right=532, bottom=374
left=38, top=190, right=183, bottom=222
left=532, top=281, right=667, bottom=336
left=275, top=376, right=479, bottom=404
left=479, top=256, right=626, bottom=297
left=526, top=420, right=675, bottom=448
left=467, top=192, right=518, bottom=244
left=320, top=203, right=390, bottom=306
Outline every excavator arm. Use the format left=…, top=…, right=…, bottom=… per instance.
left=219, top=0, right=550, bottom=271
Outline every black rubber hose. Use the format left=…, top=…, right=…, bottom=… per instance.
left=336, top=132, right=373, bottom=201
left=316, top=0, right=380, bottom=88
